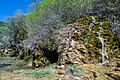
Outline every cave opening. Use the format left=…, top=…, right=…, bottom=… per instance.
left=43, top=49, right=59, bottom=64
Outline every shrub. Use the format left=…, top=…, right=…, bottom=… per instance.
left=92, top=0, right=120, bottom=36
left=0, top=22, right=12, bottom=44
left=66, top=64, right=85, bottom=76
left=7, top=10, right=27, bottom=43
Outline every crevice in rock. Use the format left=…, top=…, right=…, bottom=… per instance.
left=43, top=49, right=59, bottom=64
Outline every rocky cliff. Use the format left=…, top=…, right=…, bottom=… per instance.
left=30, top=16, right=120, bottom=67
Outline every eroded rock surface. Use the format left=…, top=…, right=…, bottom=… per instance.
left=56, top=16, right=120, bottom=65
left=18, top=16, right=120, bottom=68
left=56, top=24, right=87, bottom=64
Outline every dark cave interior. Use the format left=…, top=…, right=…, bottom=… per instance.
left=43, top=49, right=59, bottom=64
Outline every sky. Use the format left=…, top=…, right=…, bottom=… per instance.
left=0, top=0, right=34, bottom=22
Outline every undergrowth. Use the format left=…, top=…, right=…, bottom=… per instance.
left=23, top=68, right=54, bottom=78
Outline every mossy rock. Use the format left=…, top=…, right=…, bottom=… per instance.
left=74, top=16, right=120, bottom=63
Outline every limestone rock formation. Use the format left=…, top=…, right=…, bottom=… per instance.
left=56, top=24, right=87, bottom=64
left=56, top=16, right=120, bottom=65
left=32, top=47, right=50, bottom=68
left=23, top=16, right=120, bottom=67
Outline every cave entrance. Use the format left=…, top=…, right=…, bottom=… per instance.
left=43, top=49, right=59, bottom=64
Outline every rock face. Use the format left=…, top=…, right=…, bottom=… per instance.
left=0, top=42, right=20, bottom=57
left=56, top=24, right=87, bottom=64
left=21, top=16, right=120, bottom=67
left=56, top=16, right=120, bottom=65
left=31, top=45, right=50, bottom=68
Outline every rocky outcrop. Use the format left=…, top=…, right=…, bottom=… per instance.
left=56, top=24, right=87, bottom=64
left=56, top=16, right=120, bottom=65
left=32, top=47, right=50, bottom=68
left=0, top=42, right=21, bottom=57
left=19, top=16, right=120, bottom=68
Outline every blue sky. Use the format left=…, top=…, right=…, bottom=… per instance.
left=0, top=0, right=34, bottom=21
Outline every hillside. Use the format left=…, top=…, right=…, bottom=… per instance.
left=0, top=0, right=120, bottom=80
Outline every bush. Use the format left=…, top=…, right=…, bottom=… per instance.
left=7, top=10, right=27, bottom=43
left=0, top=22, right=12, bottom=44
left=92, top=0, right=120, bottom=36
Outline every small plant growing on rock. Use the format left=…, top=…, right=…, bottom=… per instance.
left=66, top=64, right=76, bottom=75
left=66, top=64, right=85, bottom=76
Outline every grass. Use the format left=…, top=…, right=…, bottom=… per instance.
left=13, top=69, right=26, bottom=73
left=24, top=68, right=54, bottom=78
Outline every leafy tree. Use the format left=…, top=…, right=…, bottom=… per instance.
left=24, top=0, right=96, bottom=49
left=0, top=22, right=11, bottom=45
left=6, top=10, right=27, bottom=44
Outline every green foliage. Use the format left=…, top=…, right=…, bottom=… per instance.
left=0, top=42, right=3, bottom=46
left=1, top=0, right=120, bottom=63
left=13, top=69, right=25, bottom=73
left=66, top=64, right=76, bottom=75
left=7, top=10, right=27, bottom=43
left=75, top=16, right=120, bottom=61
left=0, top=21, right=4, bottom=26
left=0, top=23, right=11, bottom=44
left=36, top=0, right=95, bottom=22
left=24, top=68, right=53, bottom=78
left=92, top=0, right=120, bottom=36
left=66, top=64, right=85, bottom=76
left=84, top=34, right=91, bottom=42
left=24, top=0, right=96, bottom=50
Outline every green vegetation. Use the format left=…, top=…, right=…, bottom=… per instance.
left=0, top=0, right=120, bottom=80
left=0, top=0, right=120, bottom=48
left=23, top=0, right=98, bottom=50
left=0, top=10, right=27, bottom=47
left=0, top=0, right=120, bottom=68
left=66, top=64, right=85, bottom=76
left=25, top=0, right=95, bottom=33
left=75, top=16, right=120, bottom=61
left=24, top=69, right=54, bottom=78
left=0, top=22, right=11, bottom=44
left=7, top=10, right=27, bottom=43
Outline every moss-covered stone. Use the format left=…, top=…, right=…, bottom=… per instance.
left=73, top=16, right=120, bottom=63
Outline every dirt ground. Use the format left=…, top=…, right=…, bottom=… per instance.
left=0, top=57, right=68, bottom=80
left=0, top=57, right=120, bottom=80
